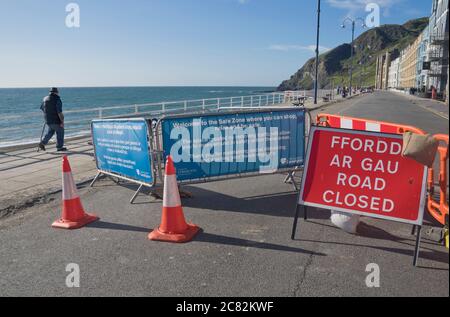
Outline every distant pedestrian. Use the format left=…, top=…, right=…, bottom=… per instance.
left=39, top=88, right=67, bottom=152
left=431, top=85, right=437, bottom=100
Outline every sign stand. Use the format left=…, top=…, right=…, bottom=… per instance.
left=292, top=126, right=428, bottom=267
left=290, top=204, right=308, bottom=240
left=411, top=225, right=417, bottom=235
left=413, top=225, right=422, bottom=267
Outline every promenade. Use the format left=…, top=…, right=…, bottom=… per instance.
left=0, top=94, right=345, bottom=216
left=0, top=91, right=448, bottom=297
left=0, top=138, right=95, bottom=215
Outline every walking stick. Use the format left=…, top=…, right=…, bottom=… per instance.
left=37, top=123, right=46, bottom=152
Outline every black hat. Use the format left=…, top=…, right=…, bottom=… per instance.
left=49, top=87, right=59, bottom=94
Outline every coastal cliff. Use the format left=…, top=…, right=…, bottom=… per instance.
left=277, top=17, right=429, bottom=91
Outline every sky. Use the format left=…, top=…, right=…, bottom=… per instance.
left=0, top=0, right=432, bottom=88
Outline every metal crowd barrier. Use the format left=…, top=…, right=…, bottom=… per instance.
left=316, top=113, right=449, bottom=228
left=89, top=119, right=158, bottom=203
left=152, top=107, right=308, bottom=186
left=90, top=107, right=310, bottom=202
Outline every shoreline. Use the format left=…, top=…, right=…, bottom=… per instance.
left=0, top=85, right=277, bottom=90
left=0, top=133, right=92, bottom=152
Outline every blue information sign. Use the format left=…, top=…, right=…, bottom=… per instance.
left=92, top=119, right=153, bottom=185
left=161, top=109, right=305, bottom=181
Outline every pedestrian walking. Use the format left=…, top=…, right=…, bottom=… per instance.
left=39, top=88, right=67, bottom=152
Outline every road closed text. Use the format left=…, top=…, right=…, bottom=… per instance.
left=322, top=135, right=402, bottom=213
left=300, top=127, right=427, bottom=224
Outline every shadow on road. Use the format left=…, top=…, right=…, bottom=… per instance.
left=86, top=221, right=326, bottom=256
left=295, top=219, right=448, bottom=265
left=87, top=220, right=149, bottom=233
left=89, top=179, right=448, bottom=267
left=295, top=237, right=449, bottom=266
left=194, top=230, right=327, bottom=256
left=356, top=222, right=446, bottom=252
left=181, top=186, right=330, bottom=220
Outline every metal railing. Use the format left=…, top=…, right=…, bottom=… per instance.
left=0, top=91, right=308, bottom=146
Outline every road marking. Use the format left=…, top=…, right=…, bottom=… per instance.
left=410, top=101, right=449, bottom=121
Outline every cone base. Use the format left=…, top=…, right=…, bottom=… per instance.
left=52, top=213, right=99, bottom=230
left=148, top=224, right=200, bottom=243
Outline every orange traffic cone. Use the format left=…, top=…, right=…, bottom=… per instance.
left=52, top=156, right=99, bottom=229
left=148, top=156, right=200, bottom=243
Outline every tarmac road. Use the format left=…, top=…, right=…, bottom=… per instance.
left=0, top=91, right=448, bottom=297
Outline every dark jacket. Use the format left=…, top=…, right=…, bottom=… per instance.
left=40, top=93, right=63, bottom=124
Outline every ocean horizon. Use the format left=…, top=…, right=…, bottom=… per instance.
left=0, top=86, right=276, bottom=147
left=0, top=85, right=278, bottom=90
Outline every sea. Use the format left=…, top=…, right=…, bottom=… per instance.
left=0, top=86, right=275, bottom=147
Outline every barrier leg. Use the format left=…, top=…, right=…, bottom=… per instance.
left=413, top=226, right=422, bottom=267
left=411, top=225, right=416, bottom=236
left=291, top=205, right=301, bottom=240
left=304, top=206, right=308, bottom=221
left=90, top=172, right=102, bottom=188
left=284, top=170, right=299, bottom=191
left=284, top=173, right=291, bottom=183
left=130, top=184, right=144, bottom=204
left=290, top=176, right=299, bottom=191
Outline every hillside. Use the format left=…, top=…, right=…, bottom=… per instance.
left=277, top=17, right=429, bottom=91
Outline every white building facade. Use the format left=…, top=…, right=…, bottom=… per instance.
left=388, top=57, right=401, bottom=89
left=427, top=0, right=449, bottom=96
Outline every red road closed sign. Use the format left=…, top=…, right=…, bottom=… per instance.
left=299, top=127, right=428, bottom=225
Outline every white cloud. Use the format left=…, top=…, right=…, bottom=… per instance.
left=327, top=0, right=402, bottom=17
left=269, top=44, right=330, bottom=53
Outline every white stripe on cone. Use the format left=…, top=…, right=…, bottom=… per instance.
left=163, top=174, right=181, bottom=208
left=62, top=171, right=79, bottom=201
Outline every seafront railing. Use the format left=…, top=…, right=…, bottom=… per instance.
left=0, top=91, right=312, bottom=146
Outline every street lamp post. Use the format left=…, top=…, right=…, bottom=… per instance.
left=314, top=0, right=321, bottom=105
left=341, top=17, right=366, bottom=96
